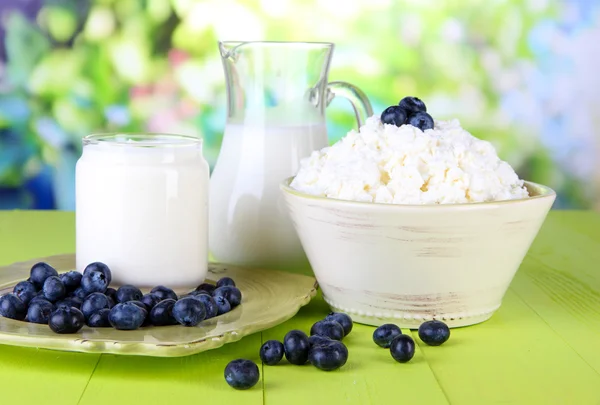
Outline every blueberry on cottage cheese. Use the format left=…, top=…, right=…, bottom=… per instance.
left=373, top=324, right=402, bottom=348
left=86, top=308, right=111, bottom=327
left=0, top=294, right=27, bottom=320
left=310, top=320, right=344, bottom=341
left=13, top=281, right=37, bottom=305
left=224, top=359, right=260, bottom=390
left=150, top=285, right=178, bottom=302
left=109, top=302, right=146, bottom=330
left=172, top=296, right=206, bottom=327
left=83, top=262, right=112, bottom=285
left=216, top=277, right=236, bottom=288
left=213, top=286, right=241, bottom=307
left=407, top=111, right=434, bottom=131
left=381, top=105, right=408, bottom=127
left=389, top=334, right=415, bottom=363
left=398, top=96, right=427, bottom=114
left=42, top=276, right=66, bottom=302
left=308, top=339, right=349, bottom=371
left=59, top=271, right=82, bottom=292
left=81, top=292, right=113, bottom=319
left=259, top=340, right=285, bottom=366
left=27, top=299, right=55, bottom=324
left=81, top=270, right=109, bottom=295
left=214, top=295, right=231, bottom=315
left=48, top=307, right=85, bottom=334
left=325, top=312, right=353, bottom=336
left=418, top=320, right=450, bottom=346
left=30, top=262, right=58, bottom=290
left=115, top=285, right=143, bottom=303
left=283, top=330, right=310, bottom=365
left=149, top=299, right=178, bottom=326
left=191, top=294, right=218, bottom=319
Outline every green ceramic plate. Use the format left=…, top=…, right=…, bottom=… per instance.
left=0, top=254, right=317, bottom=357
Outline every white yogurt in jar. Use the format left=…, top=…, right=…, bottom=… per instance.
left=75, top=134, right=209, bottom=288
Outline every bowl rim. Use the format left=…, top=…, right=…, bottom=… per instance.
left=280, top=177, right=556, bottom=209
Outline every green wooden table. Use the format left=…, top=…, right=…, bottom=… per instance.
left=1, top=211, right=599, bottom=405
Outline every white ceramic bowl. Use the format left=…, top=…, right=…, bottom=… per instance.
left=280, top=178, right=556, bottom=328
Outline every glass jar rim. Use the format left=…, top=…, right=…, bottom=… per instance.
left=83, top=133, right=203, bottom=148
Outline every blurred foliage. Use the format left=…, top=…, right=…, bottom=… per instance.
left=0, top=0, right=598, bottom=210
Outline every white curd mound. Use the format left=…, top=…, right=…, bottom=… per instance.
left=290, top=115, right=529, bottom=204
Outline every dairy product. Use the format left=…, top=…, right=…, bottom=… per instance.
left=76, top=135, right=209, bottom=288
left=208, top=123, right=327, bottom=270
left=291, top=116, right=529, bottom=204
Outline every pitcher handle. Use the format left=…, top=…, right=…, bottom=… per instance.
left=326, top=81, right=374, bottom=129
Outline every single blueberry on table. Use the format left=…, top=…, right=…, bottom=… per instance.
left=141, top=293, right=161, bottom=311
left=71, top=287, right=88, bottom=300
left=13, top=281, right=37, bottom=305
left=191, top=294, right=218, bottom=319
left=308, top=339, right=349, bottom=371
left=224, top=359, right=260, bottom=390
left=104, top=287, right=117, bottom=303
left=325, top=312, right=353, bottom=336
left=0, top=294, right=27, bottom=320
left=308, top=335, right=333, bottom=347
left=115, top=285, right=143, bottom=303
left=213, top=286, right=242, bottom=307
left=86, top=308, right=111, bottom=327
left=27, top=299, right=55, bottom=324
left=407, top=111, right=434, bottom=131
left=81, top=270, right=109, bottom=295
left=381, top=105, right=408, bottom=127
left=81, top=292, right=113, bottom=319
left=398, top=96, right=427, bottom=114
left=283, top=330, right=310, bottom=365
left=149, top=299, right=178, bottom=326
left=173, top=296, right=206, bottom=327
left=59, top=271, right=82, bottom=292
left=216, top=277, right=236, bottom=288
left=373, top=324, right=402, bottom=348
left=389, top=334, right=415, bottom=363
left=259, top=340, right=285, bottom=366
left=29, top=262, right=58, bottom=290
left=195, top=283, right=216, bottom=294
left=109, top=302, right=147, bottom=330
left=55, top=296, right=83, bottom=310
left=42, top=276, right=66, bottom=302
left=48, top=307, right=85, bottom=334
left=418, top=320, right=450, bottom=346
left=214, top=295, right=231, bottom=315
left=310, top=320, right=344, bottom=341
left=150, top=285, right=178, bottom=302
left=83, top=262, right=112, bottom=285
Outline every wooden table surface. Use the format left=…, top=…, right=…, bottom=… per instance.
left=0, top=210, right=599, bottom=405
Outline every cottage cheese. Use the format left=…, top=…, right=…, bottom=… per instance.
left=290, top=116, right=529, bottom=204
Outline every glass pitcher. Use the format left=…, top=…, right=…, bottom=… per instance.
left=209, top=41, right=372, bottom=273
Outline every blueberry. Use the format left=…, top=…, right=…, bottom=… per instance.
left=86, top=308, right=111, bottom=327
left=150, top=285, right=178, bottom=301
left=213, top=286, right=241, bottom=307
left=214, top=295, right=231, bottom=315
left=224, top=359, right=260, bottom=390
left=81, top=270, right=108, bottom=294
left=59, top=271, right=82, bottom=292
left=308, top=335, right=333, bottom=347
left=42, top=276, right=66, bottom=302
left=149, top=299, right=178, bottom=326
left=83, top=262, right=112, bottom=285
left=310, top=320, right=344, bottom=341
left=115, top=285, right=143, bottom=303
left=389, top=334, right=415, bottom=363
left=128, top=301, right=150, bottom=326
left=399, top=96, right=427, bottom=114
left=0, top=294, right=27, bottom=320
left=48, top=307, right=85, bottom=334
left=381, top=105, right=408, bottom=127
left=27, top=299, right=55, bottom=324
left=141, top=293, right=161, bottom=311
left=172, top=296, right=206, bottom=327
left=308, top=339, right=349, bottom=371
left=418, top=320, right=450, bottom=346
left=191, top=294, right=218, bottom=319
left=259, top=340, right=284, bottom=366
left=325, top=312, right=353, bottom=336
left=29, top=295, right=53, bottom=307
left=407, top=111, right=434, bottom=131
left=195, top=283, right=216, bottom=294
left=29, top=262, right=58, bottom=290
left=108, top=302, right=147, bottom=330
left=13, top=281, right=37, bottom=305
left=55, top=296, right=83, bottom=310
left=71, top=287, right=88, bottom=300
left=216, top=277, right=235, bottom=288
left=283, top=330, right=310, bottom=365
left=373, top=324, right=402, bottom=348
left=81, top=292, right=113, bottom=319
left=105, top=287, right=117, bottom=303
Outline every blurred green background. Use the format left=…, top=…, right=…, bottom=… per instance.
left=0, top=0, right=598, bottom=210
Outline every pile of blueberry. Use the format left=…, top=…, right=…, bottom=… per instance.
left=0, top=261, right=241, bottom=334
left=381, top=96, right=435, bottom=131
left=224, top=314, right=451, bottom=390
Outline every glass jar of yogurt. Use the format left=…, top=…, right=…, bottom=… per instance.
left=75, top=133, right=209, bottom=289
